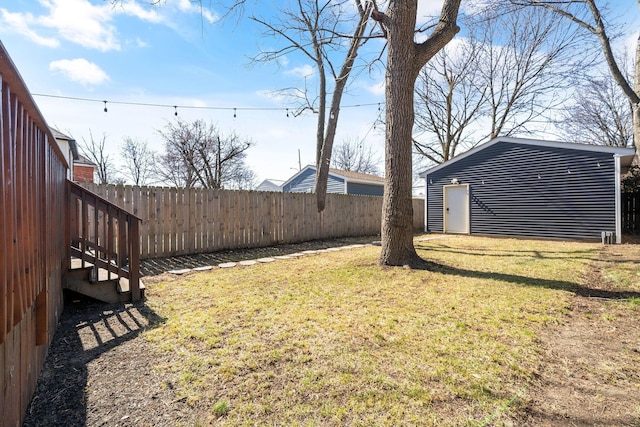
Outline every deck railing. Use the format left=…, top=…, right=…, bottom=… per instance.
left=69, top=180, right=142, bottom=301
left=1, top=40, right=68, bottom=426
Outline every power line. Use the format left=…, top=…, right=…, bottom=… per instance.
left=32, top=92, right=384, bottom=115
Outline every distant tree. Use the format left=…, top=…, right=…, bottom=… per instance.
left=558, top=73, right=634, bottom=147
left=413, top=38, right=486, bottom=164
left=244, top=0, right=374, bottom=211
left=622, top=165, right=640, bottom=192
left=414, top=4, right=593, bottom=166
left=79, top=130, right=116, bottom=184
left=120, top=137, right=157, bottom=185
left=331, top=138, right=381, bottom=175
left=513, top=0, right=640, bottom=160
left=479, top=6, right=591, bottom=140
left=157, top=119, right=254, bottom=189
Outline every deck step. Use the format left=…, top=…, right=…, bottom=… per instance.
left=66, top=259, right=145, bottom=304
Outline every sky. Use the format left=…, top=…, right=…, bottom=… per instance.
left=0, top=0, right=399, bottom=184
left=0, top=0, right=638, bottom=186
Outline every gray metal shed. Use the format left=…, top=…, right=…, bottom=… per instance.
left=419, top=137, right=636, bottom=243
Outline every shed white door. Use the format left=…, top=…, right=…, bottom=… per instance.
left=444, top=185, right=469, bottom=234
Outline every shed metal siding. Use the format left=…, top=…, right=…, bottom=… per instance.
left=283, top=168, right=345, bottom=193
left=426, top=142, right=617, bottom=240
left=346, top=182, right=384, bottom=196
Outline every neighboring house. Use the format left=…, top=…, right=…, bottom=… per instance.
left=52, top=128, right=96, bottom=183
left=256, top=178, right=285, bottom=192
left=52, top=128, right=78, bottom=180
left=282, top=165, right=385, bottom=196
left=419, top=136, right=636, bottom=243
left=73, top=154, right=97, bottom=183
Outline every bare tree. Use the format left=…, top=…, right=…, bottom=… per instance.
left=479, top=5, right=593, bottom=139
left=413, top=38, right=486, bottom=164
left=558, top=73, right=634, bottom=147
left=331, top=138, right=381, bottom=174
left=248, top=0, right=374, bottom=211
left=120, top=137, right=157, bottom=186
left=79, top=130, right=116, bottom=184
left=157, top=119, right=254, bottom=189
left=513, top=0, right=640, bottom=159
left=413, top=5, right=592, bottom=165
left=372, top=0, right=462, bottom=266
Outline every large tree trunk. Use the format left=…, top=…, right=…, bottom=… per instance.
left=377, top=0, right=461, bottom=266
left=378, top=1, right=422, bottom=266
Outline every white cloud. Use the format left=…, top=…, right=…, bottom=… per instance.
left=286, top=64, right=315, bottom=79
left=173, top=0, right=218, bottom=24
left=36, top=0, right=121, bottom=51
left=1, top=0, right=208, bottom=52
left=366, top=80, right=385, bottom=96
left=116, top=1, right=163, bottom=23
left=417, top=0, right=446, bottom=23
left=49, top=58, right=110, bottom=86
left=134, top=37, right=148, bottom=48
left=0, top=8, right=59, bottom=47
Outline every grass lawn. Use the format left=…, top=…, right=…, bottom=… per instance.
left=143, top=236, right=604, bottom=426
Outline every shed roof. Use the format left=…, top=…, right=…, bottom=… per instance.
left=419, top=137, right=636, bottom=177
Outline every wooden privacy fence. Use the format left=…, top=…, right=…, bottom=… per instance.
left=81, top=183, right=425, bottom=260
left=622, top=191, right=640, bottom=235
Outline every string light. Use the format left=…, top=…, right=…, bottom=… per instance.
left=32, top=93, right=384, bottom=115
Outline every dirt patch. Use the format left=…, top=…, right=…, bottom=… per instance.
left=510, top=245, right=640, bottom=426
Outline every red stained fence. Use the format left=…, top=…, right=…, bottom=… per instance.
left=1, top=42, right=68, bottom=426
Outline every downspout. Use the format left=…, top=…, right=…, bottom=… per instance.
left=614, top=155, right=622, bottom=244
left=424, top=176, right=429, bottom=232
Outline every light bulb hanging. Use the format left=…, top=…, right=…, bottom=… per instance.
left=174, top=106, right=178, bottom=116
left=233, top=108, right=237, bottom=119
left=103, top=100, right=108, bottom=113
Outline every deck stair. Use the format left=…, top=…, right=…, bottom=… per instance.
left=65, top=181, right=143, bottom=303
left=65, top=256, right=145, bottom=303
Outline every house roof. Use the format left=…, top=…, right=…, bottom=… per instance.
left=51, top=128, right=80, bottom=160
left=419, top=136, right=637, bottom=177
left=75, top=154, right=97, bottom=167
left=328, top=168, right=385, bottom=184
left=256, top=179, right=285, bottom=191
left=282, top=165, right=385, bottom=188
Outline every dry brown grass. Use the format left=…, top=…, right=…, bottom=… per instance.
left=143, top=236, right=602, bottom=426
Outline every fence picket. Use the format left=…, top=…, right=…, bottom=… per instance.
left=78, top=184, right=425, bottom=259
